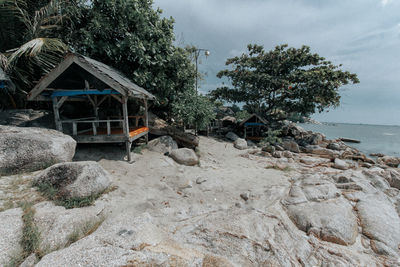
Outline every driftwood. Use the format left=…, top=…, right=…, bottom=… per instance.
left=148, top=112, right=199, bottom=148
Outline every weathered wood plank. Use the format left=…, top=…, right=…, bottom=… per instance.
left=57, top=96, right=69, bottom=109
left=72, top=122, right=77, bottom=136
left=107, top=121, right=111, bottom=136
left=52, top=97, right=63, bottom=132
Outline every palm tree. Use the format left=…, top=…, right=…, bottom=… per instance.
left=0, top=0, right=78, bottom=107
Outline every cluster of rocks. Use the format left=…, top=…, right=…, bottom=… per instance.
left=227, top=122, right=400, bottom=171
left=147, top=135, right=199, bottom=166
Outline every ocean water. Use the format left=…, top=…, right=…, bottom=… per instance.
left=297, top=123, right=400, bottom=157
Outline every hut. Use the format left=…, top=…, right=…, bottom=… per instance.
left=0, top=67, right=15, bottom=91
left=27, top=53, right=155, bottom=161
left=239, top=114, right=268, bottom=141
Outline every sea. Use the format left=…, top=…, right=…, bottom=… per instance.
left=297, top=122, right=400, bottom=157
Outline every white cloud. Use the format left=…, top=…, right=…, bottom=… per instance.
left=381, top=0, right=392, bottom=7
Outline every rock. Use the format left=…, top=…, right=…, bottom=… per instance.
left=334, top=158, right=349, bottom=170
left=225, top=131, right=239, bottom=142
left=386, top=169, right=400, bottom=190
left=299, top=156, right=330, bottom=166
left=380, top=156, right=400, bottom=168
left=20, top=253, right=38, bottom=267
left=283, top=151, right=293, bottom=158
left=246, top=140, right=256, bottom=147
left=282, top=123, right=307, bottom=138
left=0, top=125, right=76, bottom=176
left=147, top=135, right=178, bottom=154
left=272, top=151, right=282, bottom=158
left=233, top=138, right=247, bottom=150
left=240, top=192, right=249, bottom=201
left=262, top=144, right=275, bottom=153
left=36, top=212, right=202, bottom=266
left=33, top=161, right=112, bottom=199
left=356, top=193, right=400, bottom=256
left=275, top=145, right=284, bottom=151
left=170, top=148, right=199, bottom=166
left=285, top=197, right=358, bottom=246
left=0, top=109, right=54, bottom=128
left=282, top=140, right=300, bottom=153
left=327, top=142, right=346, bottom=151
left=370, top=153, right=385, bottom=157
left=33, top=201, right=104, bottom=252
left=196, top=177, right=207, bottom=184
left=0, top=208, right=23, bottom=265
left=304, top=145, right=340, bottom=159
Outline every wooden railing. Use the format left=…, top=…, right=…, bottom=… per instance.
left=61, top=119, right=124, bottom=136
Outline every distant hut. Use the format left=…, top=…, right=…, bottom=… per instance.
left=239, top=114, right=268, bottom=141
left=0, top=67, right=15, bottom=91
left=27, top=53, right=155, bottom=161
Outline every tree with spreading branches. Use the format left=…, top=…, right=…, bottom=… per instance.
left=211, top=44, right=359, bottom=121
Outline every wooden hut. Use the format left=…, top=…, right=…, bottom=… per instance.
left=27, top=53, right=155, bottom=161
left=239, top=114, right=268, bottom=141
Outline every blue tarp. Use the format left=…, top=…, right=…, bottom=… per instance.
left=244, top=122, right=265, bottom=126
left=51, top=89, right=121, bottom=97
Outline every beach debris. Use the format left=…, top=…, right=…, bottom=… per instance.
left=240, top=192, right=249, bottom=201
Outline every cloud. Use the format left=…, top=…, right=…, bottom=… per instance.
left=154, top=0, right=400, bottom=125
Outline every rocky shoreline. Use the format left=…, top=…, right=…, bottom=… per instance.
left=1, top=117, right=400, bottom=266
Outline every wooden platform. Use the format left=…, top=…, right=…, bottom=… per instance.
left=74, top=127, right=149, bottom=143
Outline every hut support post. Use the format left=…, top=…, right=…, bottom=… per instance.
left=52, top=97, right=62, bottom=132
left=144, top=98, right=149, bottom=144
left=122, top=96, right=132, bottom=162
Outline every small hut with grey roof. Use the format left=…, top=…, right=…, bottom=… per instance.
left=27, top=53, right=155, bottom=161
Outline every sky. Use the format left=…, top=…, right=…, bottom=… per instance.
left=153, top=0, right=400, bottom=125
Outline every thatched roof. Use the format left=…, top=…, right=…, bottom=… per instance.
left=28, top=53, right=155, bottom=101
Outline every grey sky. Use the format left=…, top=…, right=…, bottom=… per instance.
left=153, top=0, right=400, bottom=125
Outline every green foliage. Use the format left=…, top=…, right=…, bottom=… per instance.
left=64, top=0, right=197, bottom=114
left=0, top=0, right=76, bottom=92
left=172, top=90, right=216, bottom=130
left=35, top=182, right=103, bottom=209
left=235, top=110, right=250, bottom=121
left=212, top=44, right=359, bottom=120
left=260, top=129, right=282, bottom=145
left=7, top=202, right=41, bottom=267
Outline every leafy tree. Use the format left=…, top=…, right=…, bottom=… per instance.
left=211, top=44, right=359, bottom=121
left=64, top=0, right=196, bottom=115
left=171, top=90, right=215, bottom=131
left=0, top=0, right=78, bottom=107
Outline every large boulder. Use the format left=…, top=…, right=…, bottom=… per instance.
left=170, top=148, right=199, bottom=166
left=304, top=145, right=340, bottom=159
left=0, top=125, right=76, bottom=176
left=333, top=158, right=349, bottom=170
left=225, top=132, right=239, bottom=142
left=378, top=156, right=400, bottom=168
left=147, top=136, right=178, bottom=154
left=233, top=138, right=247, bottom=150
left=0, top=208, right=23, bottom=265
left=282, top=140, right=300, bottom=153
left=33, top=161, right=112, bottom=199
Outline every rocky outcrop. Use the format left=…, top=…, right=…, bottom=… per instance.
left=33, top=201, right=104, bottom=252
left=0, top=208, right=23, bottom=265
left=170, top=148, right=199, bottom=166
left=147, top=136, right=178, bottom=154
left=356, top=193, right=400, bottom=257
left=233, top=138, right=247, bottom=150
left=0, top=109, right=54, bottom=129
left=33, top=161, right=111, bottom=199
left=284, top=175, right=358, bottom=246
left=0, top=125, right=76, bottom=176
